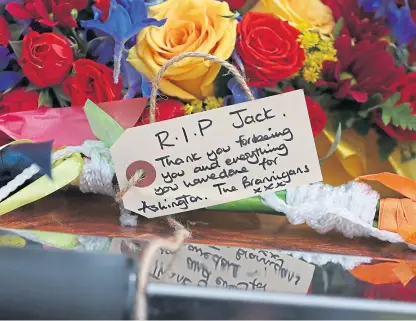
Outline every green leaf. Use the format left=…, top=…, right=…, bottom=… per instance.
left=385, top=92, right=401, bottom=106
left=381, top=102, right=416, bottom=130
left=8, top=24, right=25, bottom=41
left=237, top=0, right=257, bottom=15
left=332, top=109, right=355, bottom=129
left=377, top=133, right=397, bottom=161
left=360, top=93, right=383, bottom=111
left=9, top=41, right=22, bottom=58
left=398, top=47, right=409, bottom=66
left=333, top=17, right=344, bottom=38
left=26, top=83, right=43, bottom=92
left=84, top=99, right=125, bottom=148
left=353, top=119, right=371, bottom=136
left=38, top=89, right=53, bottom=107
left=52, top=86, right=71, bottom=107
left=358, top=93, right=383, bottom=118
left=313, top=94, right=331, bottom=108
left=320, top=123, right=342, bottom=164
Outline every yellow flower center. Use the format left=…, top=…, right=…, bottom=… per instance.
left=340, top=72, right=357, bottom=85
left=299, top=28, right=337, bottom=83
left=184, top=99, right=204, bottom=115
left=184, top=97, right=224, bottom=114
left=204, top=96, right=224, bottom=110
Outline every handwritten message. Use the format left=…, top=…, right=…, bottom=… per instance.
left=111, top=90, right=322, bottom=218
left=109, top=239, right=315, bottom=294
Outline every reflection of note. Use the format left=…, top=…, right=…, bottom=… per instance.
left=148, top=243, right=315, bottom=294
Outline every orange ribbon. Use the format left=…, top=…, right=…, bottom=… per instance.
left=351, top=173, right=416, bottom=285
left=350, top=261, right=416, bottom=286
left=356, top=172, right=416, bottom=243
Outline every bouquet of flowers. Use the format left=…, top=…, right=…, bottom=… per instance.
left=0, top=0, right=416, bottom=220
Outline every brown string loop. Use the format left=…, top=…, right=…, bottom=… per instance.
left=148, top=52, right=255, bottom=123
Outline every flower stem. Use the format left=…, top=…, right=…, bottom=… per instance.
left=70, top=28, right=86, bottom=53
left=113, top=42, right=123, bottom=84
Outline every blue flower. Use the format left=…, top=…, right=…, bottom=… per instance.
left=359, top=0, right=416, bottom=46
left=0, top=47, right=14, bottom=71
left=359, top=0, right=387, bottom=16
left=0, top=47, right=23, bottom=92
left=81, top=0, right=166, bottom=83
left=92, top=37, right=115, bottom=64
left=120, top=52, right=152, bottom=99
left=385, top=0, right=416, bottom=45
left=225, top=77, right=264, bottom=105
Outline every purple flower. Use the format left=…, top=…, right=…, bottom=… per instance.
left=225, top=77, right=264, bottom=105
left=120, top=52, right=152, bottom=99
left=81, top=0, right=166, bottom=83
left=0, top=47, right=22, bottom=92
left=359, top=0, right=416, bottom=45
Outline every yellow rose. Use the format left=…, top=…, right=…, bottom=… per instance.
left=127, top=0, right=237, bottom=100
left=251, top=0, right=335, bottom=34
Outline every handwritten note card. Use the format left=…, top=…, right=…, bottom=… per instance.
left=109, top=239, right=315, bottom=294
left=111, top=90, right=322, bottom=218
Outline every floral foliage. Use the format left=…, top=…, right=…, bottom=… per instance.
left=1, top=0, right=416, bottom=160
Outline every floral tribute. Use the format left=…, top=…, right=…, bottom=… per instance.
left=1, top=0, right=416, bottom=165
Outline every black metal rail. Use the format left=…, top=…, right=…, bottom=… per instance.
left=0, top=247, right=415, bottom=320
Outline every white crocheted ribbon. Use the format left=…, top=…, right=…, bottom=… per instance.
left=261, top=181, right=406, bottom=246
left=0, top=140, right=136, bottom=226
left=53, top=140, right=115, bottom=197
left=0, top=140, right=115, bottom=199
left=55, top=141, right=137, bottom=226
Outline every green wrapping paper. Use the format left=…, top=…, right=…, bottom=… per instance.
left=206, top=190, right=287, bottom=214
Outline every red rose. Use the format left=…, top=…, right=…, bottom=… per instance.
left=136, top=100, right=185, bottom=126
left=374, top=73, right=416, bottom=141
left=0, top=88, right=39, bottom=145
left=19, top=31, right=74, bottom=88
left=284, top=88, right=326, bottom=137
left=236, top=12, right=305, bottom=88
left=6, top=0, right=87, bottom=28
left=0, top=17, right=10, bottom=47
left=63, top=59, right=123, bottom=106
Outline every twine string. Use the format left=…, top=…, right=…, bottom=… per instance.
left=114, top=52, right=252, bottom=320
left=115, top=169, right=145, bottom=202
left=148, top=52, right=255, bottom=123
left=135, top=218, right=191, bottom=320
left=116, top=52, right=254, bottom=196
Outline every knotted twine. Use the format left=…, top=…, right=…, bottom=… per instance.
left=111, top=52, right=254, bottom=320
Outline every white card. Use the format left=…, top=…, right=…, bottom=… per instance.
left=111, top=90, right=322, bottom=218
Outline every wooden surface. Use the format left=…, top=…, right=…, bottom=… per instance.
left=0, top=189, right=415, bottom=261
